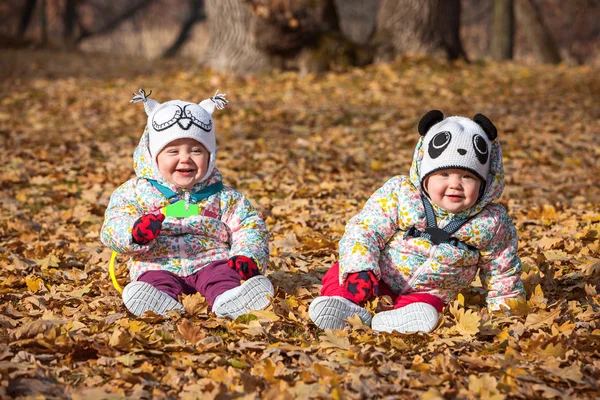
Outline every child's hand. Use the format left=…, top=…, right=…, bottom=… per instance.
left=345, top=271, right=380, bottom=304
left=132, top=212, right=165, bottom=245
left=228, top=256, right=260, bottom=280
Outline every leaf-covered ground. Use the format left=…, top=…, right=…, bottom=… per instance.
left=1, top=49, right=599, bottom=399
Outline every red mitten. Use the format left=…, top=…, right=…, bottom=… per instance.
left=345, top=271, right=380, bottom=304
left=228, top=256, right=260, bottom=280
left=132, top=213, right=165, bottom=245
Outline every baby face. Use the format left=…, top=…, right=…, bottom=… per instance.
left=157, top=138, right=209, bottom=189
left=425, top=169, right=481, bottom=213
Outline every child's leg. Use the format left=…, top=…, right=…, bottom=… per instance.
left=371, top=293, right=444, bottom=334
left=309, top=263, right=373, bottom=330
left=394, top=293, right=444, bottom=312
left=186, top=260, right=274, bottom=319
left=184, top=260, right=242, bottom=305
left=123, top=270, right=186, bottom=317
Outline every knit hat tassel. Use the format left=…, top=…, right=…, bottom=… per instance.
left=131, top=88, right=160, bottom=116
left=199, top=91, right=228, bottom=115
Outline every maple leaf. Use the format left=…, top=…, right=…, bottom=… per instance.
left=455, top=308, right=480, bottom=336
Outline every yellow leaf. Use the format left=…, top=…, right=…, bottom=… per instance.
left=319, top=330, right=350, bottom=350
left=467, top=374, right=504, bottom=400
left=37, top=255, right=59, bottom=270
left=228, top=359, right=246, bottom=369
left=541, top=342, right=566, bottom=359
left=455, top=308, right=480, bottom=336
left=456, top=293, right=465, bottom=306
left=494, top=327, right=510, bottom=343
left=71, top=283, right=91, bottom=297
left=208, top=366, right=228, bottom=382
left=25, top=275, right=45, bottom=292
left=115, top=353, right=144, bottom=367
left=250, top=309, right=279, bottom=321
left=505, top=296, right=530, bottom=316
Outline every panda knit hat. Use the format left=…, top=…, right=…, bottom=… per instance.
left=131, top=89, right=228, bottom=182
left=417, top=110, right=498, bottom=192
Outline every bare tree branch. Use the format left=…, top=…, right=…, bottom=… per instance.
left=162, top=0, right=206, bottom=58
left=75, top=0, right=157, bottom=44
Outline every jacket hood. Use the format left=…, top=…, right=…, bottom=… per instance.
left=133, top=127, right=223, bottom=192
left=408, top=133, right=505, bottom=219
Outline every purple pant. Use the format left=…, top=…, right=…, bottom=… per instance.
left=137, top=260, right=241, bottom=306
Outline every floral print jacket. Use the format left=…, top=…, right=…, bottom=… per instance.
left=101, top=129, right=269, bottom=281
left=338, top=137, right=525, bottom=310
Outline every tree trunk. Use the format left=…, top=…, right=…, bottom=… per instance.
left=490, top=0, right=514, bottom=60
left=18, top=0, right=38, bottom=37
left=373, top=0, right=467, bottom=62
left=63, top=0, right=79, bottom=48
left=40, top=0, right=48, bottom=44
left=515, top=0, right=561, bottom=64
left=202, top=0, right=467, bottom=74
left=202, top=0, right=273, bottom=74
left=333, top=0, right=379, bottom=45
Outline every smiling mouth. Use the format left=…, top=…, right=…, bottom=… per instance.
left=176, top=169, right=196, bottom=174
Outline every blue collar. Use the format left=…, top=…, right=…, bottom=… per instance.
left=146, top=179, right=224, bottom=203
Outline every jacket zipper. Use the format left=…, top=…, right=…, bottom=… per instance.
left=400, top=243, right=438, bottom=294
left=180, top=188, right=189, bottom=275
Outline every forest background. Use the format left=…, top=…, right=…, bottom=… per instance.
left=0, top=0, right=599, bottom=399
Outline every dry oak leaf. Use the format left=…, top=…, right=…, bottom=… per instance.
left=465, top=374, right=505, bottom=400
left=182, top=292, right=208, bottom=315
left=319, top=330, right=351, bottom=350
left=11, top=319, right=60, bottom=340
left=177, top=319, right=206, bottom=343
left=524, top=307, right=561, bottom=329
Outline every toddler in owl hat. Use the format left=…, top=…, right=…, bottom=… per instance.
left=101, top=89, right=273, bottom=318
left=309, top=110, right=525, bottom=333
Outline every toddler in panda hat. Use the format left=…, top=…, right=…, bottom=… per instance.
left=101, top=89, right=273, bottom=319
left=309, top=110, right=525, bottom=333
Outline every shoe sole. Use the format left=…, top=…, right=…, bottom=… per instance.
left=213, top=276, right=274, bottom=319
left=371, top=302, right=439, bottom=333
left=308, top=296, right=372, bottom=330
left=122, top=281, right=184, bottom=317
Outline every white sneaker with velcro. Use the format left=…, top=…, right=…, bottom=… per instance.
left=212, top=275, right=274, bottom=319
left=371, top=302, right=439, bottom=333
left=309, top=296, right=372, bottom=330
left=122, top=281, right=184, bottom=317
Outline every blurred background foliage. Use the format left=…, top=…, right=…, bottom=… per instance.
left=0, top=0, right=598, bottom=76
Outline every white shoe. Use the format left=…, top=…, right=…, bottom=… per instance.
left=308, top=296, right=372, bottom=330
left=371, top=302, right=439, bottom=333
left=212, top=275, right=274, bottom=319
left=122, top=281, right=184, bottom=317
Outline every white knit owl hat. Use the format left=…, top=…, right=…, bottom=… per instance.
left=417, top=110, right=498, bottom=193
left=131, top=89, right=228, bottom=182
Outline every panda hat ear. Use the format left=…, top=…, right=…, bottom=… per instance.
left=473, top=113, right=498, bottom=141
left=418, top=110, right=444, bottom=136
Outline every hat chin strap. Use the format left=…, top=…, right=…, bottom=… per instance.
left=197, top=152, right=217, bottom=184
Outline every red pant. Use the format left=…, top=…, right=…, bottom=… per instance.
left=320, top=263, right=444, bottom=312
